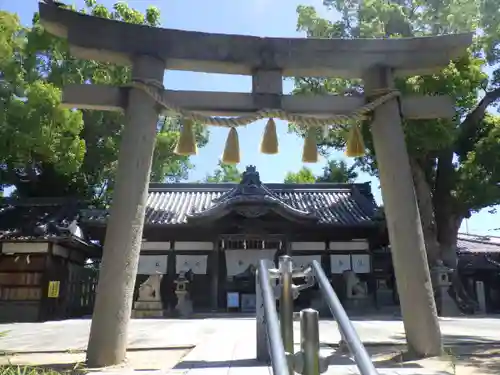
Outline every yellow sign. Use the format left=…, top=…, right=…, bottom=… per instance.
left=47, top=281, right=60, bottom=298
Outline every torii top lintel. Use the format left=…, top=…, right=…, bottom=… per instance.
left=39, top=2, right=472, bottom=79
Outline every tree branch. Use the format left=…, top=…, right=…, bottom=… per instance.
left=456, top=87, right=500, bottom=154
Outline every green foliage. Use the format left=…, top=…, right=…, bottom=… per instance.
left=458, top=114, right=500, bottom=211
left=204, top=161, right=242, bottom=183
left=0, top=12, right=85, bottom=179
left=294, top=0, right=500, bottom=222
left=0, top=366, right=65, bottom=375
left=0, top=2, right=208, bottom=204
left=285, top=160, right=358, bottom=183
left=284, top=167, right=316, bottom=183
left=0, top=365, right=56, bottom=375
left=317, top=160, right=358, bottom=183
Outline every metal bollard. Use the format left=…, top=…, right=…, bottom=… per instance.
left=279, top=255, right=294, bottom=356
left=300, top=308, right=320, bottom=375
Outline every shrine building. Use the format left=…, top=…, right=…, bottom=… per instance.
left=1, top=165, right=499, bottom=322
left=81, top=165, right=389, bottom=314
left=0, top=199, right=100, bottom=322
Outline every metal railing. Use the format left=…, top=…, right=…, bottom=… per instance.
left=311, top=260, right=379, bottom=375
left=256, top=259, right=290, bottom=375
left=256, top=256, right=378, bottom=375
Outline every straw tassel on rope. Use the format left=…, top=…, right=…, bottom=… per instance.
left=174, top=119, right=197, bottom=156
left=302, top=127, right=318, bottom=163
left=345, top=123, right=365, bottom=157
left=260, top=118, right=279, bottom=154
left=222, top=127, right=240, bottom=164
left=129, top=79, right=400, bottom=163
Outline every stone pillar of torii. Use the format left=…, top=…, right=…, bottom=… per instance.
left=38, top=1, right=472, bottom=367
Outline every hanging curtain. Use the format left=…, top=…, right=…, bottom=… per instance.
left=330, top=254, right=351, bottom=274
left=225, top=249, right=276, bottom=276
left=137, top=255, right=168, bottom=275
left=175, top=254, right=208, bottom=274
left=292, top=255, right=322, bottom=271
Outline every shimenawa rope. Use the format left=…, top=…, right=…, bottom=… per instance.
left=127, top=78, right=400, bottom=128
left=124, top=78, right=400, bottom=162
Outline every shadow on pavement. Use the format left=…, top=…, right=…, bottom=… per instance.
left=444, top=343, right=500, bottom=375
left=173, top=358, right=264, bottom=369
left=390, top=333, right=500, bottom=345
left=366, top=335, right=500, bottom=375
left=326, top=346, right=424, bottom=369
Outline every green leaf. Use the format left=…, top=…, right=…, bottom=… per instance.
left=294, top=0, right=500, bottom=222
left=204, top=161, right=242, bottom=183
left=0, top=2, right=209, bottom=204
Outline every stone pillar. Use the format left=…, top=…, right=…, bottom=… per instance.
left=363, top=66, right=442, bottom=357
left=86, top=55, right=165, bottom=368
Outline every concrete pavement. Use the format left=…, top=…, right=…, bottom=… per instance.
left=1, top=316, right=500, bottom=353
left=2, top=316, right=500, bottom=374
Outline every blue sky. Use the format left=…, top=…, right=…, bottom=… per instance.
left=2, top=0, right=499, bottom=236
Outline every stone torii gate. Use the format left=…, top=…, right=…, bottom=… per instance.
left=39, top=2, right=472, bottom=367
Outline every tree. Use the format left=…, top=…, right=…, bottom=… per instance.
left=0, top=1, right=208, bottom=204
left=0, top=11, right=85, bottom=194
left=204, top=161, right=242, bottom=183
left=285, top=160, right=358, bottom=183
left=294, top=0, right=500, bottom=310
left=317, top=160, right=358, bottom=183
left=284, top=166, right=316, bottom=183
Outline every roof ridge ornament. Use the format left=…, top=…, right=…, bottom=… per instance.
left=212, top=165, right=292, bottom=204
left=187, top=165, right=317, bottom=222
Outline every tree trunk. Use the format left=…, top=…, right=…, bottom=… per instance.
left=434, top=150, right=459, bottom=268
left=409, top=156, right=479, bottom=314
left=409, top=157, right=450, bottom=312
left=432, top=150, right=479, bottom=312
left=436, top=214, right=462, bottom=268
left=409, top=157, right=441, bottom=267
left=436, top=213, right=478, bottom=312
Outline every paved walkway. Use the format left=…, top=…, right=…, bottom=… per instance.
left=2, top=316, right=500, bottom=374
left=2, top=316, right=499, bottom=353
left=0, top=319, right=212, bottom=352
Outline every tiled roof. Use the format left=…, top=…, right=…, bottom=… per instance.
left=82, top=184, right=378, bottom=226
left=457, top=233, right=500, bottom=253
left=457, top=234, right=500, bottom=270
left=0, top=199, right=76, bottom=239
left=82, top=167, right=379, bottom=227
left=0, top=198, right=100, bottom=253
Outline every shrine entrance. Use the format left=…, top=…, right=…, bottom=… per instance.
left=221, top=236, right=284, bottom=313
left=38, top=1, right=473, bottom=366
left=220, top=235, right=324, bottom=314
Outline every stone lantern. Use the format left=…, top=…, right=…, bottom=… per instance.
left=174, top=271, right=193, bottom=317
left=432, top=260, right=461, bottom=316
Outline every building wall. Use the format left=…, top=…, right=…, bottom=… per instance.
left=135, top=241, right=213, bottom=311
left=0, top=241, right=94, bottom=322
left=135, top=238, right=379, bottom=313
left=0, top=242, right=49, bottom=322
